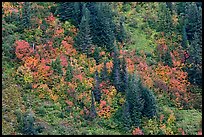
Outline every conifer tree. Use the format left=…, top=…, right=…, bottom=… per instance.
left=157, top=3, right=173, bottom=36
left=74, top=4, right=93, bottom=55
left=21, top=2, right=31, bottom=30
left=93, top=46, right=100, bottom=65
left=92, top=70, right=101, bottom=103
left=122, top=101, right=132, bottom=131
left=126, top=74, right=144, bottom=127
left=90, top=90, right=97, bottom=118
left=141, top=85, right=157, bottom=118
left=111, top=43, right=121, bottom=92
left=181, top=22, right=188, bottom=49
left=120, top=57, right=128, bottom=92
left=101, top=60, right=108, bottom=81
left=117, top=16, right=127, bottom=44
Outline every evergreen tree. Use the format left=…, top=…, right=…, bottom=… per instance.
left=166, top=2, right=173, bottom=14
left=92, top=71, right=101, bottom=103
left=111, top=43, right=121, bottom=92
left=141, top=84, right=157, bottom=118
left=157, top=3, right=173, bottom=36
left=185, top=3, right=202, bottom=86
left=74, top=4, right=93, bottom=55
left=185, top=2, right=199, bottom=42
left=21, top=2, right=31, bottom=30
left=51, top=57, right=63, bottom=76
left=117, top=16, right=127, bottom=44
left=121, top=101, right=132, bottom=131
left=101, top=60, right=108, bottom=81
left=65, top=62, right=73, bottom=82
left=126, top=74, right=144, bottom=127
left=92, top=3, right=115, bottom=51
left=90, top=90, right=97, bottom=119
left=187, top=32, right=202, bottom=86
left=120, top=57, right=128, bottom=92
left=56, top=2, right=82, bottom=28
left=181, top=22, right=188, bottom=49
left=93, top=46, right=100, bottom=65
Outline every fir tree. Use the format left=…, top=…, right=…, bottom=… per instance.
left=21, top=2, right=31, bottom=30
left=74, top=4, right=93, bottom=55
left=92, top=70, right=101, bottom=103
left=111, top=43, right=121, bottom=92
left=120, top=57, right=128, bottom=92
left=101, top=60, right=108, bottom=81
left=181, top=22, right=188, bottom=49
left=122, top=101, right=132, bottom=131
left=141, top=85, right=157, bottom=118
left=157, top=3, right=173, bottom=36
left=93, top=46, right=100, bottom=65
left=90, top=90, right=97, bottom=119
left=126, top=74, right=144, bottom=127
left=65, top=62, right=73, bottom=82
left=117, top=16, right=127, bottom=44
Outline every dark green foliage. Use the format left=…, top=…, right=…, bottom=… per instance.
left=184, top=2, right=202, bottom=86
left=176, top=2, right=187, bottom=16
left=117, top=16, right=127, bottom=44
left=186, top=32, right=202, bottom=86
left=15, top=110, right=39, bottom=135
left=65, top=62, right=73, bottom=82
left=157, top=3, right=173, bottom=36
left=55, top=2, right=82, bottom=28
left=56, top=2, right=117, bottom=52
left=126, top=74, right=144, bottom=127
left=166, top=2, right=173, bottom=14
left=92, top=71, right=101, bottom=103
left=74, top=4, right=93, bottom=55
left=121, top=101, right=132, bottom=131
left=21, top=2, right=32, bottom=30
left=101, top=60, right=109, bottom=81
left=93, top=46, right=100, bottom=65
left=122, top=74, right=157, bottom=128
left=111, top=44, right=121, bottom=92
left=51, top=57, right=63, bottom=76
left=90, top=91, right=97, bottom=119
left=141, top=86, right=157, bottom=118
left=181, top=22, right=188, bottom=49
left=185, top=2, right=200, bottom=42
left=161, top=50, right=173, bottom=67
left=120, top=57, right=128, bottom=92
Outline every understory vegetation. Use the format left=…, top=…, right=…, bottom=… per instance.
left=2, top=2, right=202, bottom=135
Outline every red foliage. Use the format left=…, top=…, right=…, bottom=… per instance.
left=132, top=127, right=144, bottom=135
left=15, top=40, right=34, bottom=60
left=60, top=54, right=68, bottom=67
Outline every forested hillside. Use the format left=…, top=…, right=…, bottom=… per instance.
left=2, top=2, right=202, bottom=135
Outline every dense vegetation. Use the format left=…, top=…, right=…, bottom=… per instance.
left=2, top=2, right=202, bottom=135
